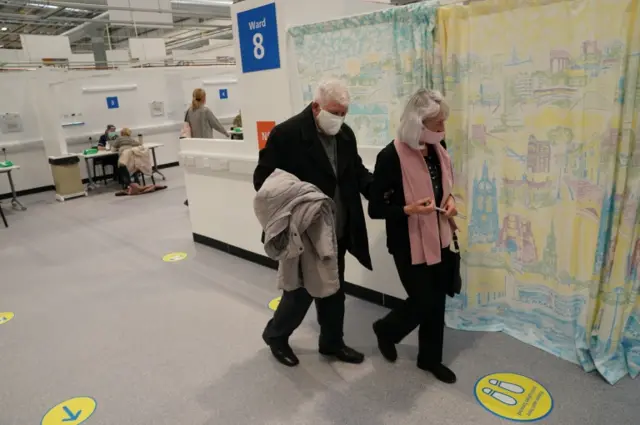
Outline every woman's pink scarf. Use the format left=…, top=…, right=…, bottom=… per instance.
left=394, top=139, right=455, bottom=266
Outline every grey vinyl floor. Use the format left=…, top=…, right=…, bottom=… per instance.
left=0, top=168, right=638, bottom=425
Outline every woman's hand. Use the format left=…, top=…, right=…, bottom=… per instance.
left=443, top=195, right=457, bottom=218
left=404, top=198, right=436, bottom=216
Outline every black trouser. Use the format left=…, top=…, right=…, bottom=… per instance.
left=262, top=241, right=347, bottom=351
left=117, top=165, right=131, bottom=187
left=376, top=248, right=452, bottom=366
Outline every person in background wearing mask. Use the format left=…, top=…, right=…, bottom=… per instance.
left=96, top=124, right=119, bottom=178
left=253, top=79, right=373, bottom=367
left=98, top=124, right=117, bottom=149
left=368, top=89, right=458, bottom=384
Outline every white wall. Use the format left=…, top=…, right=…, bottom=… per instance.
left=107, top=50, right=131, bottom=63
left=129, top=38, right=168, bottom=61
left=20, top=35, right=72, bottom=62
left=172, top=41, right=236, bottom=62
left=108, top=0, right=173, bottom=27
left=0, top=49, right=25, bottom=63
left=181, top=0, right=405, bottom=299
left=70, top=53, right=95, bottom=63
left=0, top=65, right=238, bottom=196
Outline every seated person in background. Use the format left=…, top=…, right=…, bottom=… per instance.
left=111, top=127, right=141, bottom=153
left=96, top=124, right=119, bottom=177
left=112, top=128, right=142, bottom=188
left=232, top=110, right=242, bottom=129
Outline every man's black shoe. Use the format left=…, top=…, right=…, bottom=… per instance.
left=373, top=321, right=397, bottom=362
left=268, top=343, right=299, bottom=367
left=319, top=345, right=365, bottom=364
left=418, top=362, right=457, bottom=384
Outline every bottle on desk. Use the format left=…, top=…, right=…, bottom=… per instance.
left=138, top=134, right=143, bottom=144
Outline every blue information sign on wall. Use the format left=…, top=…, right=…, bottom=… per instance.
left=237, top=3, right=281, bottom=74
left=219, top=89, right=228, bottom=99
left=106, top=96, right=119, bottom=109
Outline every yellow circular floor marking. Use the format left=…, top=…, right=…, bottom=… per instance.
left=162, top=252, right=187, bottom=262
left=0, top=312, right=14, bottom=325
left=41, top=397, right=97, bottom=425
left=475, top=373, right=553, bottom=422
left=268, top=296, right=281, bottom=311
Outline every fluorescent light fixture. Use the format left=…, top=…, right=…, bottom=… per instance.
left=1, top=27, right=7, bottom=31
left=203, top=78, right=237, bottom=85
left=171, top=0, right=234, bottom=5
left=82, top=84, right=138, bottom=94
left=26, top=3, right=59, bottom=9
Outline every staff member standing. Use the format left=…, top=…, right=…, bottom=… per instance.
left=183, top=88, right=229, bottom=206
left=368, top=89, right=458, bottom=384
left=185, top=88, right=230, bottom=139
left=254, top=79, right=373, bottom=367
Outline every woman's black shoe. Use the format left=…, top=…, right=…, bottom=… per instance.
left=373, top=321, right=397, bottom=362
left=184, top=200, right=189, bottom=206
left=418, top=362, right=457, bottom=384
left=319, top=345, right=365, bottom=364
left=268, top=342, right=299, bottom=367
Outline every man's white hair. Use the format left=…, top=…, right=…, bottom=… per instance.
left=314, top=79, right=351, bottom=107
left=397, top=89, right=449, bottom=142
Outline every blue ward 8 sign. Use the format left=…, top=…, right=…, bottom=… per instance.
left=237, top=2, right=281, bottom=73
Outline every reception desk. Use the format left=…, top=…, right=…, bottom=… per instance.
left=180, top=137, right=407, bottom=306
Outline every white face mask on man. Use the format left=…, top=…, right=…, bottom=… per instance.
left=317, top=109, right=345, bottom=136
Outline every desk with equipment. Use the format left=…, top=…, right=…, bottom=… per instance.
left=230, top=127, right=243, bottom=140
left=79, top=142, right=165, bottom=191
left=0, top=163, right=27, bottom=228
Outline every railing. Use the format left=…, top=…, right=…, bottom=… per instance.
left=0, top=57, right=236, bottom=71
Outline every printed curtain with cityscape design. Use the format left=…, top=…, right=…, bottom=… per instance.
left=289, top=0, right=640, bottom=384
left=436, top=0, right=639, bottom=384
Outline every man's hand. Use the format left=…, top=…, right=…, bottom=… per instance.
left=443, top=195, right=457, bottom=218
left=404, top=198, right=436, bottom=216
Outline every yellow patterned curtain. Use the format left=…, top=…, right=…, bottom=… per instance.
left=437, top=0, right=640, bottom=384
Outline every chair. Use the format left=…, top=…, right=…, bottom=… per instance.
left=0, top=202, right=7, bottom=228
left=93, top=159, right=115, bottom=184
left=131, top=170, right=155, bottom=187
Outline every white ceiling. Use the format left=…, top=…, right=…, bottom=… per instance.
left=0, top=0, right=233, bottom=52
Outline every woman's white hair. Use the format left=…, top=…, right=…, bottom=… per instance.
left=314, top=79, right=351, bottom=107
left=397, top=89, right=449, bottom=143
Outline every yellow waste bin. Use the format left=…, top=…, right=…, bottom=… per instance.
left=48, top=155, right=87, bottom=202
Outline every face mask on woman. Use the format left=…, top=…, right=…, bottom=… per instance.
left=317, top=109, right=345, bottom=136
left=420, top=127, right=445, bottom=145
left=108, top=132, right=117, bottom=138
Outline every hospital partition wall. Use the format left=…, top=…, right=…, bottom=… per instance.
left=0, top=65, right=238, bottom=197
left=181, top=0, right=640, bottom=384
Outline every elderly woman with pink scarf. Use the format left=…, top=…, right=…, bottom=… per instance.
left=368, top=89, right=459, bottom=384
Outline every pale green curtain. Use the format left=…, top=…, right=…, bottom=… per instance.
left=288, top=2, right=439, bottom=146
